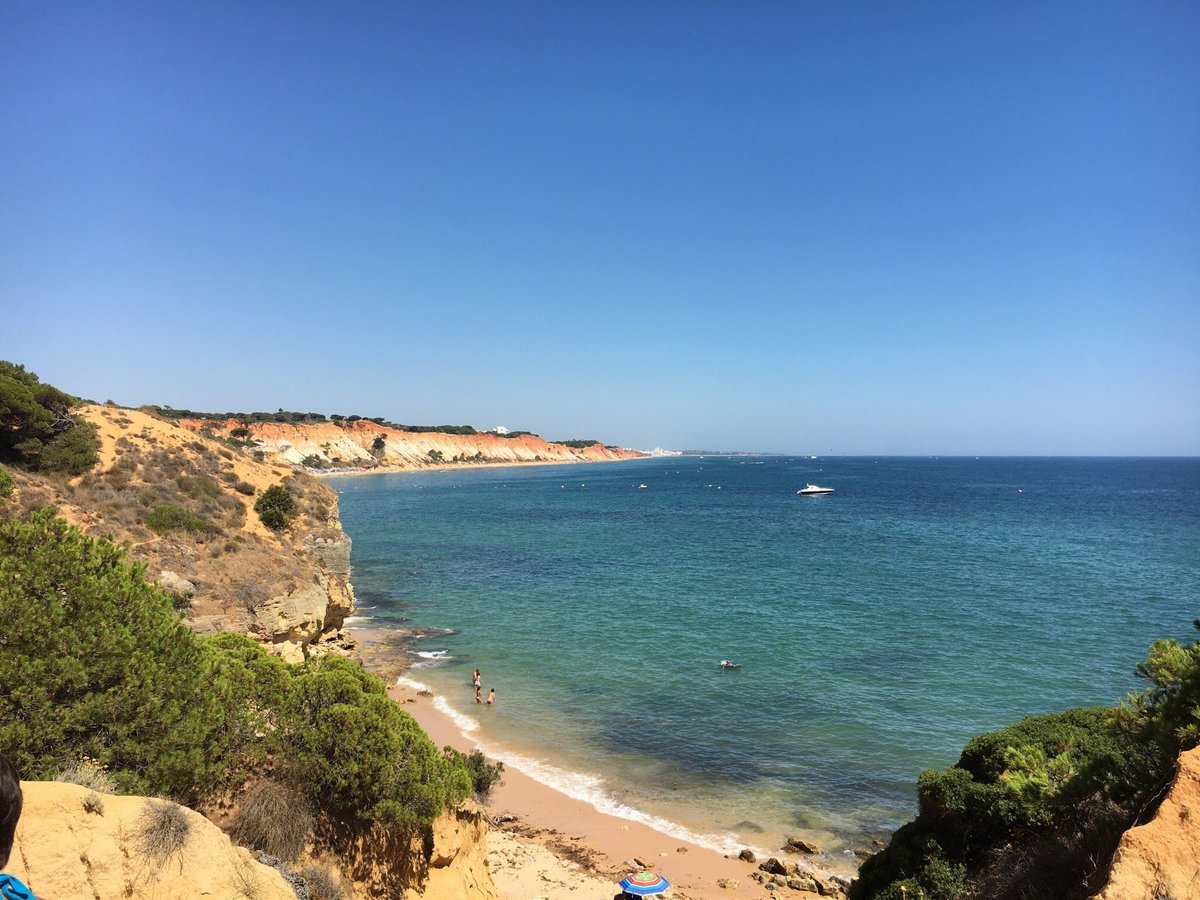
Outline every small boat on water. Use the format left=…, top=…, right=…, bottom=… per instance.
left=720, top=659, right=741, bottom=669
left=797, top=483, right=834, bottom=495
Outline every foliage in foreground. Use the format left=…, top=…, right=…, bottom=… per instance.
left=0, top=509, right=472, bottom=833
left=852, top=625, right=1200, bottom=900
left=0, top=508, right=228, bottom=799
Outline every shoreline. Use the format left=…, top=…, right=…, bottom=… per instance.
left=389, top=676, right=801, bottom=899
left=353, top=629, right=845, bottom=900
left=313, top=455, right=647, bottom=479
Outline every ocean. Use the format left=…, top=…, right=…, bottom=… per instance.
left=329, top=456, right=1198, bottom=868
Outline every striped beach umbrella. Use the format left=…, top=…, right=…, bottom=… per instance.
left=619, top=871, right=670, bottom=896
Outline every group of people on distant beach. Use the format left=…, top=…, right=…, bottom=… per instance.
left=473, top=669, right=495, bottom=707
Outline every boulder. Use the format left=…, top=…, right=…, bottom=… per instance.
left=156, top=570, right=195, bottom=598
left=759, top=857, right=788, bottom=876
left=789, top=874, right=821, bottom=892
left=785, top=836, right=822, bottom=854
left=738, top=848, right=757, bottom=863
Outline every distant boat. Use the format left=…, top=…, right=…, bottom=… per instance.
left=720, top=659, right=741, bottom=669
left=797, top=483, right=834, bottom=495
left=638, top=483, right=648, bottom=489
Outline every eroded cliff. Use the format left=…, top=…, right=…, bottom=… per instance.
left=1093, top=745, right=1200, bottom=900
left=177, top=416, right=645, bottom=469
left=4, top=405, right=355, bottom=661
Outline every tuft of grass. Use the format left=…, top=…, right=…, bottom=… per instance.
left=135, top=799, right=192, bottom=865
left=83, top=791, right=105, bottom=815
left=229, top=781, right=314, bottom=862
left=55, top=756, right=117, bottom=794
left=301, top=865, right=344, bottom=900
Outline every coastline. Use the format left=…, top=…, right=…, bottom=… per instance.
left=354, top=629, right=838, bottom=900
left=389, top=676, right=802, bottom=899
left=314, top=454, right=646, bottom=478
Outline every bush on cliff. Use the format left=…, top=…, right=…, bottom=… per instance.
left=0, top=361, right=98, bottom=475
left=206, top=631, right=472, bottom=831
left=0, top=509, right=228, bottom=799
left=255, top=483, right=296, bottom=530
left=0, top=510, right=473, bottom=835
left=852, top=664, right=1185, bottom=900
left=287, top=655, right=472, bottom=829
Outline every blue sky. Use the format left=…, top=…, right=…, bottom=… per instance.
left=2, top=2, right=1197, bottom=454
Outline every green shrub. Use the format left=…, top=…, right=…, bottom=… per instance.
left=0, top=465, right=12, bottom=501
left=255, top=484, right=295, bottom=531
left=37, top=418, right=99, bottom=475
left=205, top=634, right=474, bottom=834
left=146, top=503, right=211, bottom=534
left=0, top=510, right=229, bottom=800
left=0, top=362, right=98, bottom=475
left=450, top=747, right=505, bottom=800
left=288, top=655, right=472, bottom=830
left=1123, top=622, right=1200, bottom=751
left=854, top=704, right=1172, bottom=900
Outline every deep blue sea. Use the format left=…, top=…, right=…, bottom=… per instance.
left=329, top=456, right=1198, bottom=868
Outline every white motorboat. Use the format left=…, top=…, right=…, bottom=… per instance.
left=797, top=483, right=834, bottom=495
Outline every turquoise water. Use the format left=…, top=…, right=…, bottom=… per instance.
left=330, top=456, right=1198, bottom=866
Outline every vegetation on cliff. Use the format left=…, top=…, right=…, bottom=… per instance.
left=0, top=510, right=472, bottom=833
left=853, top=623, right=1200, bottom=900
left=0, top=361, right=98, bottom=475
left=149, top=405, right=484, bottom=435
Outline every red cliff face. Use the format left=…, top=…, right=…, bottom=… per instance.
left=178, top=418, right=645, bottom=470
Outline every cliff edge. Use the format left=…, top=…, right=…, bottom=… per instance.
left=1093, top=745, right=1200, bottom=900
left=9, top=782, right=296, bottom=899
left=177, top=416, right=645, bottom=470
left=5, top=404, right=355, bottom=662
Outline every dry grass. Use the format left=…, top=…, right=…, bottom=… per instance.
left=301, top=864, right=345, bottom=900
left=55, top=756, right=117, bottom=793
left=229, top=781, right=314, bottom=862
left=135, top=799, right=192, bottom=865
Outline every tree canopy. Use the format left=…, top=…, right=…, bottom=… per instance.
left=0, top=360, right=97, bottom=475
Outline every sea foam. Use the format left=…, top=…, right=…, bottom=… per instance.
left=415, top=684, right=759, bottom=858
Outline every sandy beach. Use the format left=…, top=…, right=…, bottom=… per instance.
left=385, top=673, right=831, bottom=900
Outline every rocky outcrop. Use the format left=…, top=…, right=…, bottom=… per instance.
left=313, top=801, right=497, bottom=900
left=178, top=417, right=645, bottom=470
left=41, top=405, right=362, bottom=659
left=1093, top=746, right=1200, bottom=900
left=8, top=782, right=296, bottom=900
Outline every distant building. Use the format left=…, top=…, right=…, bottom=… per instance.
left=494, top=426, right=509, bottom=435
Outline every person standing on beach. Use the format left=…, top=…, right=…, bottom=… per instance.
left=486, top=688, right=495, bottom=707
left=475, top=684, right=482, bottom=704
left=473, top=669, right=481, bottom=689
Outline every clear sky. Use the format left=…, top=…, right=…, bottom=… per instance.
left=2, top=2, right=1197, bottom=455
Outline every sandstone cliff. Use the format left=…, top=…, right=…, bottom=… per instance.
left=177, top=416, right=645, bottom=470
left=4, top=405, right=355, bottom=662
left=8, top=782, right=297, bottom=899
left=1093, top=745, right=1200, bottom=900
